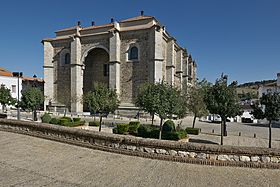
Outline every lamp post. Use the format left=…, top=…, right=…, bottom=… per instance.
left=12, top=72, right=23, bottom=120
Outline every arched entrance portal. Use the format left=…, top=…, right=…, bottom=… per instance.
left=83, top=48, right=109, bottom=111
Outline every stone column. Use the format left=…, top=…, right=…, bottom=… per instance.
left=166, top=39, right=175, bottom=85
left=153, top=26, right=163, bottom=83
left=70, top=36, right=83, bottom=113
left=43, top=41, right=54, bottom=111
left=109, top=30, right=121, bottom=95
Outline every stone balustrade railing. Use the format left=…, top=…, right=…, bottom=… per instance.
left=0, top=119, right=280, bottom=169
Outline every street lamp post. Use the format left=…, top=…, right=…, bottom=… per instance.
left=12, top=72, right=23, bottom=120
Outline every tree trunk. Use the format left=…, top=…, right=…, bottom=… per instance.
left=99, top=116, right=102, bottom=132
left=220, top=118, right=224, bottom=145
left=1, top=105, right=4, bottom=113
left=192, top=115, right=197, bottom=128
left=34, top=109, right=38, bottom=121
left=151, top=114, right=154, bottom=126
left=224, top=118, right=227, bottom=136
left=269, top=120, right=272, bottom=148
left=159, top=118, right=163, bottom=140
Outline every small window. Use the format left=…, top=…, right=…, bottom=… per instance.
left=65, top=53, right=70, bottom=64
left=129, top=47, right=138, bottom=60
left=11, top=85, right=16, bottom=93
left=103, top=64, right=109, bottom=77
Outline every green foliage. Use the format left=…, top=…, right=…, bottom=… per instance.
left=128, top=121, right=140, bottom=134
left=41, top=113, right=52, bottom=123
left=251, top=93, right=280, bottom=148
left=58, top=118, right=69, bottom=125
left=204, top=75, right=241, bottom=120
left=162, top=131, right=187, bottom=140
left=88, top=121, right=100, bottom=126
left=136, top=81, right=187, bottom=139
left=162, top=120, right=175, bottom=132
left=60, top=116, right=72, bottom=122
left=49, top=118, right=59, bottom=125
left=20, top=87, right=44, bottom=111
left=185, top=127, right=200, bottom=135
left=112, top=127, right=118, bottom=134
left=0, top=84, right=16, bottom=111
left=73, top=118, right=81, bottom=122
left=137, top=124, right=160, bottom=138
left=63, top=120, right=85, bottom=127
left=116, top=124, right=129, bottom=134
left=83, top=82, right=119, bottom=132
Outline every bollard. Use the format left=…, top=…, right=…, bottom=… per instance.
left=254, top=133, right=256, bottom=138
left=212, top=129, right=214, bottom=133
left=239, top=132, right=241, bottom=136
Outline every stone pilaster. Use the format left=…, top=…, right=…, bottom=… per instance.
left=109, top=29, right=121, bottom=95
left=43, top=41, right=54, bottom=111
left=166, top=39, right=175, bottom=85
left=153, top=26, right=163, bottom=83
left=176, top=49, right=183, bottom=89
left=70, top=36, right=83, bottom=113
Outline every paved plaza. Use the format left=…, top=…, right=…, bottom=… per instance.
left=1, top=131, right=280, bottom=187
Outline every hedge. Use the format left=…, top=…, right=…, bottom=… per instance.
left=162, top=131, right=187, bottom=141
left=128, top=121, right=140, bottom=134
left=162, top=120, right=175, bottom=132
left=88, top=121, right=100, bottom=127
left=73, top=118, right=81, bottom=122
left=41, top=113, right=52, bottom=123
left=185, top=127, right=200, bottom=135
left=116, top=124, right=129, bottom=134
left=49, top=118, right=59, bottom=125
left=137, top=124, right=160, bottom=138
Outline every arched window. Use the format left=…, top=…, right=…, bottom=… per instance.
left=65, top=53, right=70, bottom=64
left=129, top=47, right=138, bottom=60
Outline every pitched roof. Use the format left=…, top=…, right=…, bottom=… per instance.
left=120, top=15, right=154, bottom=23
left=81, top=23, right=114, bottom=31
left=0, top=67, right=13, bottom=77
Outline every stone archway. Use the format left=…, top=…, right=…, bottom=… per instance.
left=83, top=47, right=110, bottom=99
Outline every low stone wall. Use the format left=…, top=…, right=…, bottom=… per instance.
left=0, top=119, right=280, bottom=169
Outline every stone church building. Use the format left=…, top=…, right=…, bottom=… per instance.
left=43, top=12, right=197, bottom=113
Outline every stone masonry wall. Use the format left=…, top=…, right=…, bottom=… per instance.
left=0, top=119, right=280, bottom=169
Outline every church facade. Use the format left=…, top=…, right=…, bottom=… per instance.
left=42, top=13, right=197, bottom=113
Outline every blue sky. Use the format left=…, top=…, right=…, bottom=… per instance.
left=0, top=0, right=279, bottom=84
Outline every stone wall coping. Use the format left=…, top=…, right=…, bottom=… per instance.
left=1, top=119, right=280, bottom=156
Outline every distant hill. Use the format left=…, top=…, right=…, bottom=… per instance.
left=238, top=79, right=276, bottom=89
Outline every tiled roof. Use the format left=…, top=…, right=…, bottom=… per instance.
left=81, top=23, right=114, bottom=31
left=22, top=77, right=44, bottom=82
left=0, top=67, right=13, bottom=77
left=55, top=26, right=80, bottom=33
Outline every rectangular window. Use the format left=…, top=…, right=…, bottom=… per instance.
left=12, top=85, right=16, bottom=93
left=103, top=64, right=109, bottom=76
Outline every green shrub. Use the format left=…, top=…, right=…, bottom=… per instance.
left=73, top=117, right=81, bottom=122
left=58, top=118, right=69, bottom=126
left=185, top=127, right=200, bottom=135
left=128, top=121, right=140, bottom=134
left=60, top=116, right=72, bottom=122
left=64, top=120, right=85, bottom=127
left=49, top=118, right=59, bottom=125
left=162, top=131, right=187, bottom=140
left=137, top=124, right=160, bottom=138
left=41, top=113, right=52, bottom=123
left=116, top=124, right=129, bottom=134
left=162, top=120, right=175, bottom=132
left=88, top=121, right=100, bottom=127
left=112, top=127, right=118, bottom=134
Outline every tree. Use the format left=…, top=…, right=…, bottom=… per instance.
left=251, top=93, right=280, bottom=148
left=83, top=83, right=119, bottom=132
left=204, top=74, right=241, bottom=145
left=0, top=84, right=16, bottom=112
left=20, top=87, right=44, bottom=121
left=136, top=81, right=187, bottom=139
left=185, top=80, right=209, bottom=128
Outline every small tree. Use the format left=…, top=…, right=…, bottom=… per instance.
left=0, top=84, right=16, bottom=112
left=185, top=81, right=209, bottom=128
left=251, top=93, right=280, bottom=148
left=20, top=87, right=44, bottom=121
left=204, top=74, right=241, bottom=145
left=136, top=81, right=187, bottom=139
left=83, top=83, right=119, bottom=132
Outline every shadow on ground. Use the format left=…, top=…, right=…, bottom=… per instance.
left=189, top=138, right=219, bottom=145
left=242, top=123, right=280, bottom=128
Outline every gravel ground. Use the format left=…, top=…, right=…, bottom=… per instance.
left=1, top=131, right=280, bottom=187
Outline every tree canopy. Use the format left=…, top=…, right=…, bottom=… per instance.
left=0, top=84, right=15, bottom=112
left=251, top=93, right=280, bottom=148
left=204, top=74, right=241, bottom=145
left=83, top=83, right=119, bottom=132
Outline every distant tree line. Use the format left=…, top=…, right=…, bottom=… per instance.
left=238, top=79, right=276, bottom=88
